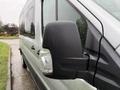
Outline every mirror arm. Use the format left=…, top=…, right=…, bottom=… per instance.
left=83, top=52, right=90, bottom=70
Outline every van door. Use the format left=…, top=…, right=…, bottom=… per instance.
left=94, top=39, right=120, bottom=90
left=20, top=0, right=38, bottom=71
left=29, top=0, right=57, bottom=89
left=57, top=0, right=120, bottom=90
left=73, top=1, right=120, bottom=90
left=85, top=22, right=120, bottom=90
left=33, top=0, right=56, bottom=72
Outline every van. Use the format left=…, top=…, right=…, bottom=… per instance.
left=19, top=0, right=120, bottom=90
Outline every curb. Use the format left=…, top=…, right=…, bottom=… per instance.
left=6, top=48, right=12, bottom=90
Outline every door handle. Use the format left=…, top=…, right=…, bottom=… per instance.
left=37, top=50, right=40, bottom=55
left=31, top=45, right=35, bottom=50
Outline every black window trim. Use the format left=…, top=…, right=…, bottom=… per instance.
left=41, top=0, right=44, bottom=35
left=56, top=0, right=58, bottom=20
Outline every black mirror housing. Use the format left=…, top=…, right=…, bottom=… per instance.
left=43, top=21, right=88, bottom=79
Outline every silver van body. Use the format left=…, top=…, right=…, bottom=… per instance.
left=19, top=0, right=120, bottom=90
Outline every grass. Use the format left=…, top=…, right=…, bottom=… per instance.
left=0, top=42, right=9, bottom=90
left=0, top=35, right=19, bottom=39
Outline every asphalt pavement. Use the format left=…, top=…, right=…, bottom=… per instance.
left=0, top=39, right=37, bottom=90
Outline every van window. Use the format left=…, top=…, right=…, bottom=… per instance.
left=20, top=7, right=35, bottom=39
left=20, top=22, right=25, bottom=35
left=25, top=7, right=35, bottom=38
left=58, top=0, right=88, bottom=47
left=43, top=0, right=56, bottom=27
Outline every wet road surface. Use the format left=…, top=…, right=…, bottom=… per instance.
left=0, top=39, right=37, bottom=90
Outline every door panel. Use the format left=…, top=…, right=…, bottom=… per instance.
left=85, top=21, right=120, bottom=90
left=95, top=39, right=120, bottom=90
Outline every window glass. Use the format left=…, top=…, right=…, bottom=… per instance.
left=25, top=7, right=35, bottom=38
left=92, top=0, right=120, bottom=21
left=20, top=6, right=35, bottom=39
left=43, top=0, right=56, bottom=27
left=25, top=8, right=34, bottom=33
left=20, top=22, right=25, bottom=35
left=19, top=14, right=26, bottom=36
left=58, top=0, right=88, bottom=47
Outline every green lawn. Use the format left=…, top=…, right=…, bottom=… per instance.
left=0, top=42, right=9, bottom=90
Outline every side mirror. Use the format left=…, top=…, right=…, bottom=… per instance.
left=42, top=21, right=88, bottom=79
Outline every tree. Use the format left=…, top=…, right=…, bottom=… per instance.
left=2, top=23, right=18, bottom=35
left=0, top=19, right=2, bottom=27
left=0, top=20, right=4, bottom=33
left=0, top=22, right=18, bottom=36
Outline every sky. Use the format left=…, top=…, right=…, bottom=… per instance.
left=0, top=0, right=27, bottom=26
